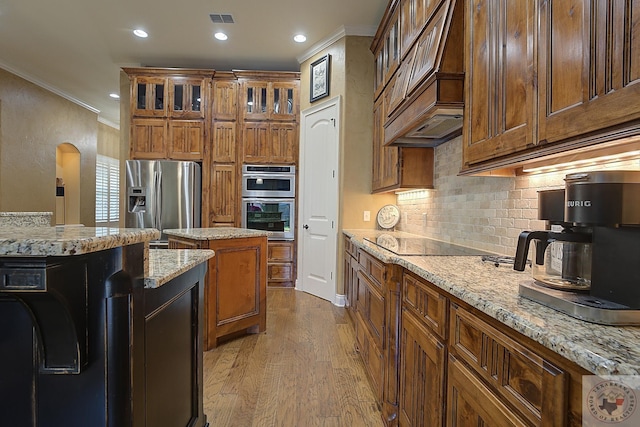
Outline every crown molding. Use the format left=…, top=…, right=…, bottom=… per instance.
left=297, top=24, right=377, bottom=64
left=0, top=61, right=100, bottom=115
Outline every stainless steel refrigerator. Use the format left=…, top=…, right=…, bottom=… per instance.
left=125, top=160, right=201, bottom=247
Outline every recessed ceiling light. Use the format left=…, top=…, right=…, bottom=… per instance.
left=109, top=93, right=120, bottom=99
left=294, top=34, right=307, bottom=43
left=133, top=29, right=148, bottom=38
left=214, top=32, right=228, bottom=41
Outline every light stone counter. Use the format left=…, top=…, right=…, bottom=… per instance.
left=145, top=249, right=214, bottom=288
left=0, top=226, right=159, bottom=256
left=164, top=227, right=270, bottom=240
left=0, top=212, right=52, bottom=227
left=344, top=229, right=640, bottom=376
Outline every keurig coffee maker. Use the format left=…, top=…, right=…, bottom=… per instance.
left=515, top=171, right=640, bottom=325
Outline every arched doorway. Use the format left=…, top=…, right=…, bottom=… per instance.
left=55, top=143, right=81, bottom=225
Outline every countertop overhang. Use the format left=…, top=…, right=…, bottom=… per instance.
left=145, top=249, right=214, bottom=288
left=164, top=227, right=271, bottom=240
left=344, top=229, right=640, bottom=376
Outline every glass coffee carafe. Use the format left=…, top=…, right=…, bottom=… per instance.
left=515, top=228, right=592, bottom=291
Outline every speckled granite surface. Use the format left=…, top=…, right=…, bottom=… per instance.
left=0, top=226, right=160, bottom=256
left=164, top=227, right=270, bottom=240
left=145, top=249, right=214, bottom=289
left=0, top=212, right=52, bottom=227
left=344, top=229, right=640, bottom=376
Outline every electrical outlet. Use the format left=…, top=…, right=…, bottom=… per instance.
left=363, top=210, right=371, bottom=222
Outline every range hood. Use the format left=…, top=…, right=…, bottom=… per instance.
left=383, top=0, right=465, bottom=148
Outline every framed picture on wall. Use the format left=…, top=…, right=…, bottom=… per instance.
left=310, top=54, right=330, bottom=102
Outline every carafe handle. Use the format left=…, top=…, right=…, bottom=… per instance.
left=514, top=231, right=550, bottom=271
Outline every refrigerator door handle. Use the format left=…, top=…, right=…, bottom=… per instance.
left=155, top=170, right=162, bottom=229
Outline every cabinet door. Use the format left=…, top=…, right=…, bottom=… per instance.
left=271, top=82, right=299, bottom=121
left=270, top=122, right=297, bottom=164
left=538, top=0, right=640, bottom=145
left=168, top=120, right=204, bottom=160
left=462, top=0, right=535, bottom=167
left=209, top=164, right=236, bottom=224
left=357, top=270, right=385, bottom=350
left=212, top=80, right=238, bottom=121
left=447, top=355, right=528, bottom=427
left=400, top=0, right=426, bottom=58
left=131, top=118, right=167, bottom=159
left=132, top=76, right=168, bottom=117
left=241, top=81, right=269, bottom=120
left=372, top=97, right=400, bottom=192
left=384, top=7, right=402, bottom=86
left=399, top=309, right=446, bottom=427
left=169, top=78, right=206, bottom=119
left=212, top=121, right=236, bottom=163
left=242, top=122, right=270, bottom=163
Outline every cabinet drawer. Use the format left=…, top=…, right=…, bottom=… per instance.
left=357, top=249, right=385, bottom=290
left=403, top=271, right=448, bottom=339
left=267, top=263, right=293, bottom=281
left=449, top=304, right=567, bottom=426
left=447, top=354, right=528, bottom=427
left=268, top=241, right=294, bottom=262
left=344, top=236, right=357, bottom=258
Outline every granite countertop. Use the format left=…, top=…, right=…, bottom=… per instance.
left=145, top=249, right=215, bottom=289
left=344, top=229, right=640, bottom=376
left=0, top=211, right=52, bottom=227
left=0, top=226, right=160, bottom=256
left=164, top=227, right=271, bottom=240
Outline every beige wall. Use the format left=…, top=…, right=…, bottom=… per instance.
left=0, top=67, right=106, bottom=226
left=300, top=36, right=394, bottom=294
left=396, top=135, right=640, bottom=256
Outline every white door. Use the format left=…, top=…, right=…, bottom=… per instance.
left=298, top=97, right=340, bottom=303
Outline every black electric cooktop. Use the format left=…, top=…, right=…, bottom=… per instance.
left=364, top=235, right=493, bottom=256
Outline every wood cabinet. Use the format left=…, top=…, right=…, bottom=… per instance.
left=267, top=240, right=295, bottom=288
left=462, top=0, right=640, bottom=173
left=399, top=271, right=448, bottom=427
left=344, top=236, right=359, bottom=321
left=373, top=97, right=435, bottom=193
left=168, top=235, right=267, bottom=350
left=353, top=248, right=402, bottom=425
left=537, top=0, right=640, bottom=145
left=168, top=119, right=205, bottom=160
left=212, top=78, right=238, bottom=121
left=343, top=236, right=593, bottom=427
left=130, top=118, right=167, bottom=159
left=240, top=79, right=299, bottom=122
left=124, top=68, right=214, bottom=162
left=168, top=77, right=206, bottom=119
left=447, top=354, right=528, bottom=427
left=209, top=163, right=236, bottom=224
left=241, top=121, right=298, bottom=164
left=462, top=0, right=536, bottom=168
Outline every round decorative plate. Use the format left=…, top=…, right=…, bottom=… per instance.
left=376, top=204, right=400, bottom=229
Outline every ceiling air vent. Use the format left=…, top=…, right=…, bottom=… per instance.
left=209, top=14, right=235, bottom=24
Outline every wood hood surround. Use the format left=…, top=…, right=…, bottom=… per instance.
left=375, top=0, right=465, bottom=148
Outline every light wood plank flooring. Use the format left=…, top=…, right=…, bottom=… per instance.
left=203, top=288, right=385, bottom=427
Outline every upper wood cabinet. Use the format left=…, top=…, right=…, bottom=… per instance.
left=211, top=121, right=236, bottom=163
left=130, top=118, right=167, bottom=159
left=239, top=77, right=300, bottom=122
left=461, top=0, right=640, bottom=173
left=168, top=120, right=205, bottom=160
left=209, top=163, right=236, bottom=224
left=374, top=6, right=401, bottom=101
left=212, top=78, right=238, bottom=121
left=537, top=0, right=640, bottom=145
left=168, top=77, right=207, bottom=119
left=462, top=0, right=536, bottom=168
left=131, top=76, right=168, bottom=117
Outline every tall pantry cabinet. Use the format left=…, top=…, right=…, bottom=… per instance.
left=123, top=68, right=301, bottom=287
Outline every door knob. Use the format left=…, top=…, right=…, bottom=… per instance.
left=303, top=224, right=309, bottom=229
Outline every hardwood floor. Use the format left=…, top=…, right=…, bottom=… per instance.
left=203, top=288, right=385, bottom=427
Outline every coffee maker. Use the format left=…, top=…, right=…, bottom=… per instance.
left=514, top=171, right=640, bottom=325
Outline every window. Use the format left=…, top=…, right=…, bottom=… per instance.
left=96, top=155, right=120, bottom=227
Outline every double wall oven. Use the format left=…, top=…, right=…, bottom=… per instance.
left=241, top=165, right=295, bottom=240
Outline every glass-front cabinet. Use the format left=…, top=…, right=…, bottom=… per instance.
left=241, top=80, right=299, bottom=121
left=271, top=82, right=298, bottom=121
left=169, top=77, right=207, bottom=119
left=242, top=81, right=269, bottom=120
left=132, top=76, right=168, bottom=117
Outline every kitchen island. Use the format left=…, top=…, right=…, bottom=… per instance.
left=165, top=227, right=269, bottom=349
left=0, top=226, right=214, bottom=427
left=344, top=229, right=640, bottom=426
